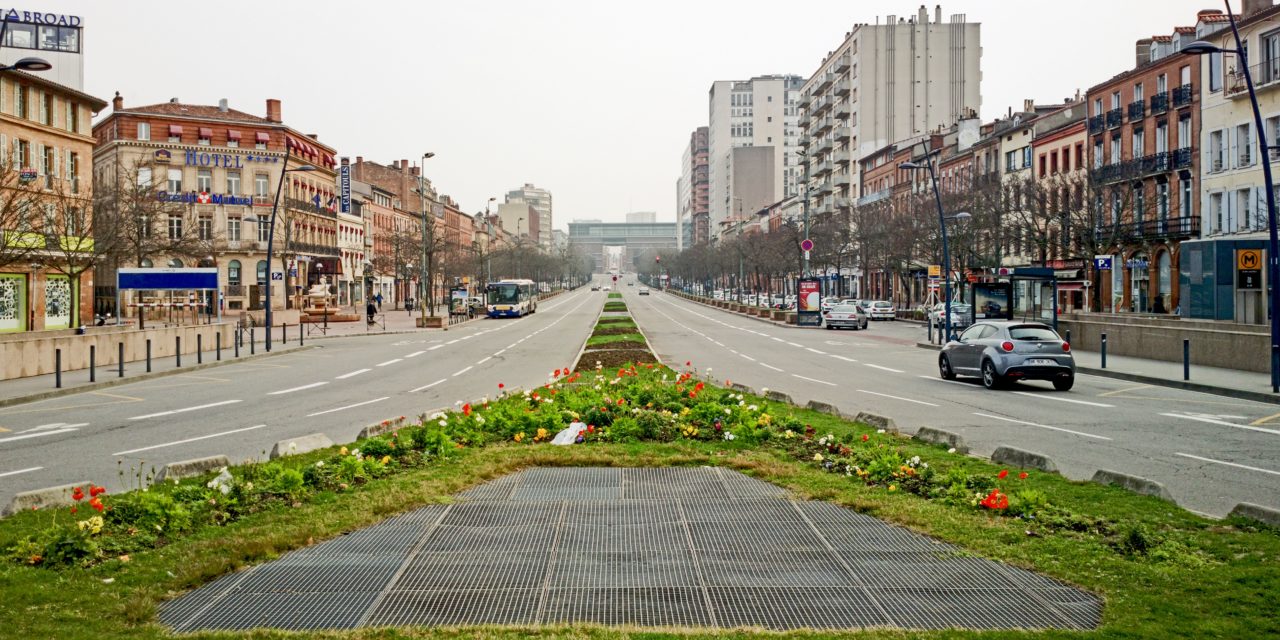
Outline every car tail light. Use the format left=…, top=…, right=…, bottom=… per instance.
left=1061, top=341, right=1071, bottom=352
left=1001, top=341, right=1014, bottom=352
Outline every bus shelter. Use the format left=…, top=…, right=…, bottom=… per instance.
left=116, top=268, right=220, bottom=329
left=967, top=268, right=1059, bottom=331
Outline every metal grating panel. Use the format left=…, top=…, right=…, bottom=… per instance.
left=550, top=550, right=701, bottom=588
left=558, top=522, right=688, bottom=552
left=698, top=549, right=855, bottom=587
left=541, top=587, right=712, bottom=627
left=441, top=502, right=561, bottom=527
left=177, top=590, right=378, bottom=632
left=511, top=484, right=622, bottom=501
left=716, top=470, right=790, bottom=499
left=367, top=589, right=541, bottom=627
left=811, top=518, right=954, bottom=553
left=708, top=586, right=890, bottom=630
left=394, top=552, right=551, bottom=590
left=841, top=551, right=1022, bottom=589
left=288, top=524, right=425, bottom=557
left=233, top=554, right=404, bottom=593
left=520, top=466, right=621, bottom=488
left=454, top=474, right=521, bottom=500
left=796, top=500, right=897, bottom=526
left=563, top=500, right=682, bottom=525
left=1034, top=588, right=1105, bottom=629
left=681, top=498, right=804, bottom=523
left=156, top=570, right=246, bottom=628
left=876, top=588, right=1073, bottom=630
left=417, top=523, right=558, bottom=553
left=687, top=520, right=827, bottom=551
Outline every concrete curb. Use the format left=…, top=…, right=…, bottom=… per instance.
left=357, top=416, right=409, bottom=440
left=154, top=455, right=230, bottom=484
left=1074, top=366, right=1280, bottom=406
left=1090, top=469, right=1174, bottom=502
left=991, top=445, right=1059, bottom=473
left=730, top=383, right=756, bottom=395
left=915, top=341, right=942, bottom=352
left=269, top=433, right=334, bottom=459
left=1229, top=502, right=1280, bottom=527
left=664, top=292, right=806, bottom=330
left=913, top=427, right=969, bottom=454
left=854, top=411, right=898, bottom=433
left=765, top=390, right=794, bottom=404
left=806, top=400, right=843, bottom=417
left=3, top=481, right=89, bottom=515
left=0, top=344, right=318, bottom=410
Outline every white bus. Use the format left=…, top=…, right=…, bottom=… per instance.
left=486, top=279, right=538, bottom=317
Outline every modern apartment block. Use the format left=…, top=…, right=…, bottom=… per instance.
left=707, top=74, right=804, bottom=240
left=800, top=5, right=980, bottom=219
left=676, top=126, right=708, bottom=249
left=505, top=183, right=552, bottom=249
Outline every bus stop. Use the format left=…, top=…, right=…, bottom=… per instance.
left=967, top=267, right=1059, bottom=330
left=116, top=268, right=220, bottom=329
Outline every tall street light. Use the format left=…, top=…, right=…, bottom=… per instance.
left=418, top=152, right=435, bottom=322
left=1182, top=1, right=1280, bottom=393
left=245, top=155, right=315, bottom=352
left=483, top=197, right=496, bottom=284
left=901, top=152, right=970, bottom=342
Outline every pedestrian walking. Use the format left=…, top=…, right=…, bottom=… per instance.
left=374, top=291, right=383, bottom=311
left=366, top=301, right=378, bottom=325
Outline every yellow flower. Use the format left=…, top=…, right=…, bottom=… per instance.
left=77, top=516, right=104, bottom=535
left=514, top=432, right=525, bottom=442
left=381, top=455, right=391, bottom=465
left=536, top=428, right=548, bottom=441
left=339, top=446, right=349, bottom=456
left=784, top=430, right=795, bottom=439
left=888, top=485, right=897, bottom=492
left=813, top=453, right=824, bottom=462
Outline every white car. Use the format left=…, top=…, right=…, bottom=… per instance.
left=824, top=303, right=868, bottom=330
left=868, top=301, right=897, bottom=320
left=638, top=287, right=650, bottom=295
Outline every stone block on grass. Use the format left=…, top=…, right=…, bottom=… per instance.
left=913, top=427, right=968, bottom=454
left=269, top=433, right=334, bottom=460
left=1090, top=469, right=1174, bottom=502
left=854, top=411, right=898, bottom=433
left=1229, top=502, right=1280, bottom=527
left=765, top=390, right=794, bottom=404
left=3, top=482, right=90, bottom=515
left=991, top=445, right=1059, bottom=473
left=358, top=416, right=409, bottom=440
left=806, top=400, right=841, bottom=416
left=154, top=455, right=231, bottom=484
left=730, top=383, right=756, bottom=395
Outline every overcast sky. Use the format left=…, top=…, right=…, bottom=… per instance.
left=60, top=0, right=1212, bottom=227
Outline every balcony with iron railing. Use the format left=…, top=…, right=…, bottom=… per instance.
left=1094, top=215, right=1200, bottom=243
left=1127, top=100, right=1145, bottom=121
left=293, top=241, right=340, bottom=257
left=1172, top=83, right=1194, bottom=107
left=285, top=197, right=337, bottom=219
left=1088, top=115, right=1105, bottom=134
left=1150, top=91, right=1169, bottom=114
left=1106, top=108, right=1124, bottom=129
left=1172, top=146, right=1193, bottom=169
left=1227, top=58, right=1280, bottom=97
left=1093, top=148, right=1191, bottom=183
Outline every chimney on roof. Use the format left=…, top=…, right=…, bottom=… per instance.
left=1135, top=38, right=1153, bottom=67
left=169, top=97, right=179, bottom=103
left=410, top=166, right=419, bottom=177
left=218, top=98, right=228, bottom=113
left=1023, top=98, right=1035, bottom=113
left=935, top=4, right=941, bottom=23
left=112, top=91, right=122, bottom=111
left=1244, top=0, right=1274, bottom=16
left=356, top=156, right=363, bottom=164
left=401, top=159, right=409, bottom=174
left=265, top=98, right=282, bottom=123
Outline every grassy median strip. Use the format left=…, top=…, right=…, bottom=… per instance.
left=585, top=333, right=648, bottom=347
left=603, top=302, right=628, bottom=312
left=2, top=364, right=1278, bottom=637
left=607, top=292, right=623, bottom=299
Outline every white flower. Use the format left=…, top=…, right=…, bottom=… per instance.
left=430, top=412, right=445, bottom=420
left=909, top=456, right=921, bottom=466
left=947, top=447, right=957, bottom=454
left=610, top=378, right=621, bottom=385
left=921, top=462, right=929, bottom=469
left=826, top=433, right=835, bottom=441
left=736, top=394, right=744, bottom=401
left=523, top=389, right=532, bottom=397
left=481, top=396, right=489, bottom=405
left=876, top=429, right=886, bottom=434
left=761, top=387, right=769, bottom=394
left=818, top=436, right=828, bottom=445
left=315, top=460, right=325, bottom=468
left=738, top=400, right=745, bottom=406
left=723, top=432, right=736, bottom=441
left=454, top=400, right=464, bottom=406
left=724, top=408, right=732, bottom=415
left=748, top=404, right=759, bottom=412
left=288, top=442, right=297, bottom=452
left=476, top=415, right=486, bottom=425
left=438, top=420, right=447, bottom=427
left=351, top=449, right=360, bottom=456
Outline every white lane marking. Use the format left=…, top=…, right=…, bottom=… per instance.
left=446, top=339, right=460, bottom=345
left=476, top=356, right=492, bottom=365
left=974, top=412, right=1112, bottom=441
left=740, top=354, right=757, bottom=362
left=18, top=422, right=88, bottom=434
left=805, top=347, right=828, bottom=355
left=0, top=466, right=42, bottom=478
left=376, top=358, right=403, bottom=367
left=1161, top=413, right=1280, bottom=436
left=787, top=342, right=804, bottom=348
left=761, top=363, right=784, bottom=372
left=506, top=343, right=518, bottom=349
left=411, top=378, right=447, bottom=393
left=494, top=349, right=506, bottom=356
left=830, top=355, right=858, bottom=363
left=918, top=375, right=969, bottom=387
left=452, top=366, right=473, bottom=376
left=0, top=429, right=78, bottom=444
left=858, top=389, right=938, bottom=406
left=336, top=368, right=371, bottom=379
left=268, top=381, right=328, bottom=395
left=771, top=337, right=786, bottom=343
left=1011, top=391, right=1113, bottom=408
left=793, top=374, right=838, bottom=387
left=461, top=335, right=474, bottom=340
left=405, top=350, right=426, bottom=358
left=729, top=349, right=739, bottom=355
left=130, top=399, right=242, bottom=421
left=307, top=397, right=389, bottom=417
left=112, top=424, right=268, bottom=456
left=427, top=345, right=444, bottom=351
left=864, top=363, right=905, bottom=374
left=1174, top=452, right=1280, bottom=477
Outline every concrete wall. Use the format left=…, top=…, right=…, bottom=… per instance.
left=1058, top=314, right=1267, bottom=372
left=0, top=323, right=234, bottom=380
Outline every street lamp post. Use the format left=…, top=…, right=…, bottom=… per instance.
left=246, top=153, right=315, bottom=352
left=417, top=152, right=435, bottom=322
left=902, top=152, right=970, bottom=342
left=1183, top=1, right=1280, bottom=392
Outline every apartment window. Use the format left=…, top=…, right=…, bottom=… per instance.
left=136, top=122, right=150, bottom=141
left=137, top=167, right=152, bottom=188
left=1237, top=123, right=1254, bottom=166
left=1110, top=91, right=1121, bottom=109
left=1209, top=191, right=1225, bottom=233
left=1157, top=74, right=1167, bottom=93
left=1133, top=185, right=1146, bottom=223
left=167, top=168, right=182, bottom=192
left=1209, top=129, right=1226, bottom=171
left=1156, top=181, right=1170, bottom=220
left=1110, top=137, right=1121, bottom=165
left=1177, top=115, right=1192, bottom=151
left=1132, top=128, right=1145, bottom=157
left=1155, top=121, right=1168, bottom=154
left=1237, top=188, right=1254, bottom=231
left=1180, top=176, right=1193, bottom=217
left=1039, top=154, right=1047, bottom=176
left=198, top=216, right=213, bottom=241
left=42, top=203, right=55, bottom=232
left=1180, top=64, right=1192, bottom=87
left=228, top=216, right=241, bottom=242
left=68, top=152, right=78, bottom=193
left=139, top=214, right=152, bottom=239
left=1270, top=116, right=1280, bottom=161
left=1076, top=143, right=1084, bottom=169
left=15, top=85, right=26, bottom=119
left=168, top=214, right=184, bottom=240
left=254, top=173, right=269, bottom=197
left=227, top=171, right=241, bottom=194
left=67, top=103, right=78, bottom=133
left=257, top=219, right=270, bottom=242
left=1093, top=140, right=1104, bottom=168
left=1093, top=98, right=1103, bottom=116
left=256, top=260, right=267, bottom=285
left=197, top=169, right=212, bottom=192
left=43, top=145, right=53, bottom=188
left=228, top=260, right=241, bottom=285
left=41, top=92, right=52, bottom=125
left=1209, top=51, right=1223, bottom=92
left=767, top=116, right=772, bottom=122
left=1133, top=82, right=1144, bottom=102
left=65, top=207, right=79, bottom=236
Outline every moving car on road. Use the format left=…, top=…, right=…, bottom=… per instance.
left=938, top=321, right=1075, bottom=390
left=823, top=303, right=868, bottom=330
left=868, top=301, right=896, bottom=320
left=638, top=287, right=650, bottom=295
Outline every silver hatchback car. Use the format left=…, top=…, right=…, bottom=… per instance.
left=938, top=321, right=1076, bottom=390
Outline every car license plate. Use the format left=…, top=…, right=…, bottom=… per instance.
left=1027, top=358, right=1055, bottom=366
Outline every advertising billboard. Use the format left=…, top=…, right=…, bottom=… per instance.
left=797, top=277, right=822, bottom=326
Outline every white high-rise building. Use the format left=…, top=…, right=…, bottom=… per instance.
left=802, top=5, right=981, bottom=217
left=707, top=75, right=804, bottom=240
left=505, top=183, right=553, bottom=248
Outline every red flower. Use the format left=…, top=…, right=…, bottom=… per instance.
left=688, top=391, right=697, bottom=399
left=498, top=383, right=505, bottom=389
left=462, top=403, right=472, bottom=416
left=587, top=425, right=595, bottom=433
left=997, top=469, right=1009, bottom=479
left=89, top=497, right=104, bottom=512
left=980, top=490, right=1009, bottom=510
left=70, top=507, right=77, bottom=514
left=694, top=382, right=704, bottom=392
left=861, top=434, right=869, bottom=442
left=1019, top=472, right=1028, bottom=480
left=685, top=361, right=691, bottom=366
left=554, top=368, right=561, bottom=377
left=72, top=487, right=84, bottom=502
left=616, top=398, right=624, bottom=406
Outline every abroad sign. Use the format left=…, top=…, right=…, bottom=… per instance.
left=157, top=191, right=254, bottom=206
left=183, top=150, right=279, bottom=168
left=0, top=9, right=81, bottom=26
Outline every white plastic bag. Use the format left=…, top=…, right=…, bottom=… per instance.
left=551, top=421, right=587, bottom=445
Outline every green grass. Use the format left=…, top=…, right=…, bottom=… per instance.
left=607, top=292, right=622, bottom=299
left=603, top=302, right=628, bottom=312
left=594, top=318, right=637, bottom=330
left=2, top=387, right=1278, bottom=638
left=585, top=332, right=647, bottom=347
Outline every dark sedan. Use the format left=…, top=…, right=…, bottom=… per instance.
left=938, top=321, right=1075, bottom=390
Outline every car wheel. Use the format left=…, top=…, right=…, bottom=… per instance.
left=1053, top=376, right=1075, bottom=391
left=939, top=355, right=956, bottom=380
left=825, top=324, right=833, bottom=330
left=981, top=359, right=1003, bottom=390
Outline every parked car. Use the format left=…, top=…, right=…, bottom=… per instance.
left=938, top=321, right=1075, bottom=390
left=824, top=303, right=868, bottom=330
left=868, top=301, right=896, bottom=320
left=591, top=285, right=601, bottom=291
left=638, top=287, right=650, bottom=296
left=931, top=303, right=973, bottom=329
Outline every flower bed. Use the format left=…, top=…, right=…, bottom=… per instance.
left=602, top=302, right=628, bottom=312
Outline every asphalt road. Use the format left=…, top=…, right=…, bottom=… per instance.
left=0, top=286, right=600, bottom=506
left=624, top=285, right=1280, bottom=518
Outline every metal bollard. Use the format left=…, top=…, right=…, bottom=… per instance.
left=234, top=330, right=240, bottom=358
left=216, top=333, right=221, bottom=361
left=300, top=321, right=304, bottom=346
left=250, top=326, right=255, bottom=355
left=1065, top=329, right=1071, bottom=345
left=197, top=334, right=203, bottom=364
left=146, top=339, right=152, bottom=372
left=89, top=345, right=96, bottom=382
left=55, top=348, right=62, bottom=388
left=176, top=336, right=182, bottom=368
left=283, top=323, right=287, bottom=346
left=1100, top=333, right=1107, bottom=369
left=1183, top=339, right=1190, bottom=381
left=118, top=342, right=124, bottom=378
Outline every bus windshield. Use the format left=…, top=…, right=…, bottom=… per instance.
left=487, top=284, right=520, bottom=305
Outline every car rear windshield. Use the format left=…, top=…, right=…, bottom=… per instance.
left=1009, top=325, right=1059, bottom=341
left=832, top=305, right=858, bottom=312
left=874, top=302, right=892, bottom=308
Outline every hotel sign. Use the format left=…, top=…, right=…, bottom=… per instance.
left=1, top=9, right=81, bottom=26
left=183, top=150, right=279, bottom=168
left=339, top=157, right=351, bottom=214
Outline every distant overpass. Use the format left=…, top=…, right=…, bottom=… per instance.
left=568, top=221, right=677, bottom=273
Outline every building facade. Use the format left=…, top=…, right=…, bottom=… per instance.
left=676, top=126, right=709, bottom=249
left=0, top=70, right=104, bottom=332
left=0, top=7, right=84, bottom=91
left=505, top=183, right=552, bottom=249
left=567, top=221, right=677, bottom=274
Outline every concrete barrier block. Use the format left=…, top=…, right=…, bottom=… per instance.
left=154, top=455, right=230, bottom=484
left=991, top=445, right=1059, bottom=473
left=914, top=427, right=969, bottom=454
left=1229, top=502, right=1280, bottom=527
left=765, top=390, right=794, bottom=404
left=1090, top=469, right=1174, bottom=502
left=806, top=400, right=840, bottom=416
left=854, top=411, right=898, bottom=433
left=358, top=416, right=409, bottom=440
left=4, top=482, right=90, bottom=515
left=730, top=383, right=756, bottom=395
left=269, top=433, right=334, bottom=459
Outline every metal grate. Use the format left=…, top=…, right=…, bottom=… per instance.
left=159, top=466, right=1101, bottom=632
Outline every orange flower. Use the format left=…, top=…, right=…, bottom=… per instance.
left=1019, top=472, right=1028, bottom=480
left=462, top=403, right=472, bottom=416
left=554, top=368, right=562, bottom=377
left=997, top=469, right=1008, bottom=479
left=980, top=490, right=1009, bottom=510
